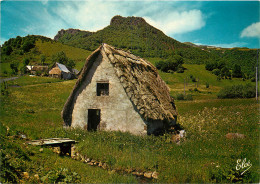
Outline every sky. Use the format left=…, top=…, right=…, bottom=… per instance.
left=1, top=0, right=259, bottom=48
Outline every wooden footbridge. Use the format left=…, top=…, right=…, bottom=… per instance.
left=27, top=138, right=77, bottom=156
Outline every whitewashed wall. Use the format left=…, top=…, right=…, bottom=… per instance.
left=71, top=52, right=148, bottom=135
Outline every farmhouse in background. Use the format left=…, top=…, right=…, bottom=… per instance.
left=30, top=65, right=49, bottom=75
left=26, top=65, right=33, bottom=73
left=49, top=62, right=72, bottom=80
left=62, top=44, right=177, bottom=135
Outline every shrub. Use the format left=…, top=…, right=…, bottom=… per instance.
left=194, top=88, right=200, bottom=92
left=10, top=62, right=19, bottom=74
left=22, top=40, right=34, bottom=52
left=217, top=84, right=257, bottom=99
left=176, top=66, right=184, bottom=73
left=206, top=82, right=209, bottom=88
left=155, top=55, right=184, bottom=73
left=1, top=81, right=9, bottom=96
left=176, top=93, right=185, bottom=100
left=175, top=93, right=193, bottom=101
left=186, top=94, right=193, bottom=101
left=191, top=77, right=197, bottom=82
left=212, top=69, right=220, bottom=76
left=232, top=64, right=243, bottom=78
left=155, top=60, right=164, bottom=70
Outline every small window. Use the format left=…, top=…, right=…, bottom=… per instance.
left=97, top=83, right=109, bottom=96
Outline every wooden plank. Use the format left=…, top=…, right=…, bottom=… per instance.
left=27, top=138, right=76, bottom=146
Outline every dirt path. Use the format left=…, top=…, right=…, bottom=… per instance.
left=0, top=77, right=19, bottom=83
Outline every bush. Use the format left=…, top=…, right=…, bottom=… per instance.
left=175, top=93, right=193, bottom=101
left=10, top=62, right=19, bottom=74
left=212, top=69, right=220, bottom=76
left=194, top=88, right=200, bottom=92
left=186, top=94, right=193, bottom=101
left=217, top=84, right=257, bottom=99
left=155, top=60, right=164, bottom=70
left=155, top=55, right=184, bottom=73
left=206, top=82, right=209, bottom=88
left=176, top=66, right=184, bottom=73
left=176, top=93, right=185, bottom=100
left=22, top=40, right=34, bottom=52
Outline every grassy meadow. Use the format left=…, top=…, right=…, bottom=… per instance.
left=1, top=73, right=259, bottom=183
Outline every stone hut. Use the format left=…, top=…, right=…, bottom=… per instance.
left=49, top=62, right=72, bottom=80
left=62, top=44, right=177, bottom=135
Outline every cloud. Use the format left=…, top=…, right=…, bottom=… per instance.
left=53, top=1, right=205, bottom=36
left=2, top=1, right=205, bottom=41
left=241, top=22, right=260, bottom=38
left=144, top=9, right=205, bottom=35
left=54, top=1, right=128, bottom=32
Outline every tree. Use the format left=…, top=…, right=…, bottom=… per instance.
left=212, top=68, right=220, bottom=76
left=41, top=55, right=46, bottom=65
left=221, top=66, right=230, bottom=79
left=52, top=51, right=75, bottom=69
left=232, top=64, right=243, bottom=78
left=3, top=45, right=13, bottom=55
left=10, top=62, right=19, bottom=74
left=205, top=61, right=217, bottom=71
left=173, top=55, right=184, bottom=65
left=20, top=58, right=30, bottom=74
left=67, top=59, right=75, bottom=69
left=52, top=51, right=68, bottom=64
left=23, top=58, right=30, bottom=65
left=22, top=40, right=34, bottom=52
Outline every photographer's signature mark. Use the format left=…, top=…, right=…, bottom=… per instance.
left=236, top=158, right=252, bottom=175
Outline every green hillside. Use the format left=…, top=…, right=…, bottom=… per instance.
left=54, top=15, right=258, bottom=77
left=54, top=16, right=215, bottom=63
left=147, top=58, right=255, bottom=99
left=0, top=35, right=92, bottom=76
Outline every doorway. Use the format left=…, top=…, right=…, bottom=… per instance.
left=87, top=109, right=101, bottom=131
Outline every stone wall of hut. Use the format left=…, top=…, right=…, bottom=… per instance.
left=71, top=53, right=149, bottom=135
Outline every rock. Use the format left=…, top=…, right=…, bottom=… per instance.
left=71, top=146, right=76, bottom=157
left=86, top=158, right=91, bottom=162
left=179, top=130, right=186, bottom=138
left=144, top=171, right=153, bottom=179
left=39, top=148, right=43, bottom=152
left=125, top=168, right=132, bottom=173
left=171, top=134, right=180, bottom=143
left=88, top=162, right=94, bottom=166
left=98, top=162, right=103, bottom=167
left=152, top=171, right=159, bottom=179
left=226, top=133, right=245, bottom=139
left=132, top=171, right=138, bottom=175
left=53, top=147, right=60, bottom=154
left=136, top=172, right=144, bottom=176
left=22, top=172, right=29, bottom=179
left=84, top=159, right=90, bottom=163
left=34, top=174, right=39, bottom=181
left=80, top=155, right=85, bottom=161
left=102, top=163, right=108, bottom=169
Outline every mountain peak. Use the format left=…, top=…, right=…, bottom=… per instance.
left=54, top=28, right=93, bottom=42
left=110, top=15, right=147, bottom=26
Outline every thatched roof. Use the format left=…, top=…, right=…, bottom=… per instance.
left=49, top=62, right=71, bottom=75
left=62, top=43, right=177, bottom=126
